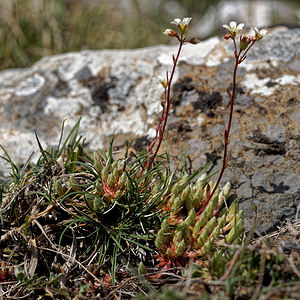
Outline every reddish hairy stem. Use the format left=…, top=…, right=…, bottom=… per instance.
left=200, top=46, right=241, bottom=208
left=139, top=39, right=184, bottom=176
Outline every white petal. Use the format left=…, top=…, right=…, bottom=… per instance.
left=223, top=24, right=230, bottom=30
left=229, top=21, right=237, bottom=28
left=183, top=17, right=192, bottom=25
left=171, top=18, right=181, bottom=25
left=237, top=23, right=245, bottom=31
left=260, top=29, right=267, bottom=36
left=252, top=27, right=259, bottom=34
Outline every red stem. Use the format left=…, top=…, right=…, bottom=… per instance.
left=139, top=39, right=185, bottom=176
left=199, top=41, right=243, bottom=209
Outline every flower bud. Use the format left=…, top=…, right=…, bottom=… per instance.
left=188, top=37, right=200, bottom=45
left=163, top=28, right=177, bottom=37
left=224, top=34, right=230, bottom=40
left=239, top=35, right=251, bottom=50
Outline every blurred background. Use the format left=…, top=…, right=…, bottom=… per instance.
left=0, top=0, right=299, bottom=70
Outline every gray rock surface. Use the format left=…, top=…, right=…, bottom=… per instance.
left=0, top=26, right=299, bottom=233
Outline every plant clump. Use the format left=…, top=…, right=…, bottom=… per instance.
left=154, top=175, right=244, bottom=268
left=1, top=16, right=291, bottom=300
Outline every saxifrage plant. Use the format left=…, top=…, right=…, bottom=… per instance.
left=0, top=16, right=269, bottom=299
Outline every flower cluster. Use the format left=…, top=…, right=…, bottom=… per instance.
left=152, top=18, right=269, bottom=270
left=163, top=17, right=199, bottom=44
left=223, top=21, right=245, bottom=38
left=155, top=174, right=244, bottom=268
left=164, top=17, right=193, bottom=37
left=223, top=21, right=268, bottom=53
left=141, top=17, right=200, bottom=176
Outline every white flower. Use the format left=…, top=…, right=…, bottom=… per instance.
left=163, top=29, right=177, bottom=37
left=252, top=27, right=268, bottom=41
left=223, top=21, right=245, bottom=37
left=171, top=17, right=192, bottom=34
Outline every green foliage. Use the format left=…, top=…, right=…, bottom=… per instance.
left=154, top=176, right=244, bottom=267
left=0, top=119, right=167, bottom=288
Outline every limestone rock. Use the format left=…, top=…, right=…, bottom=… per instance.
left=0, top=26, right=299, bottom=233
